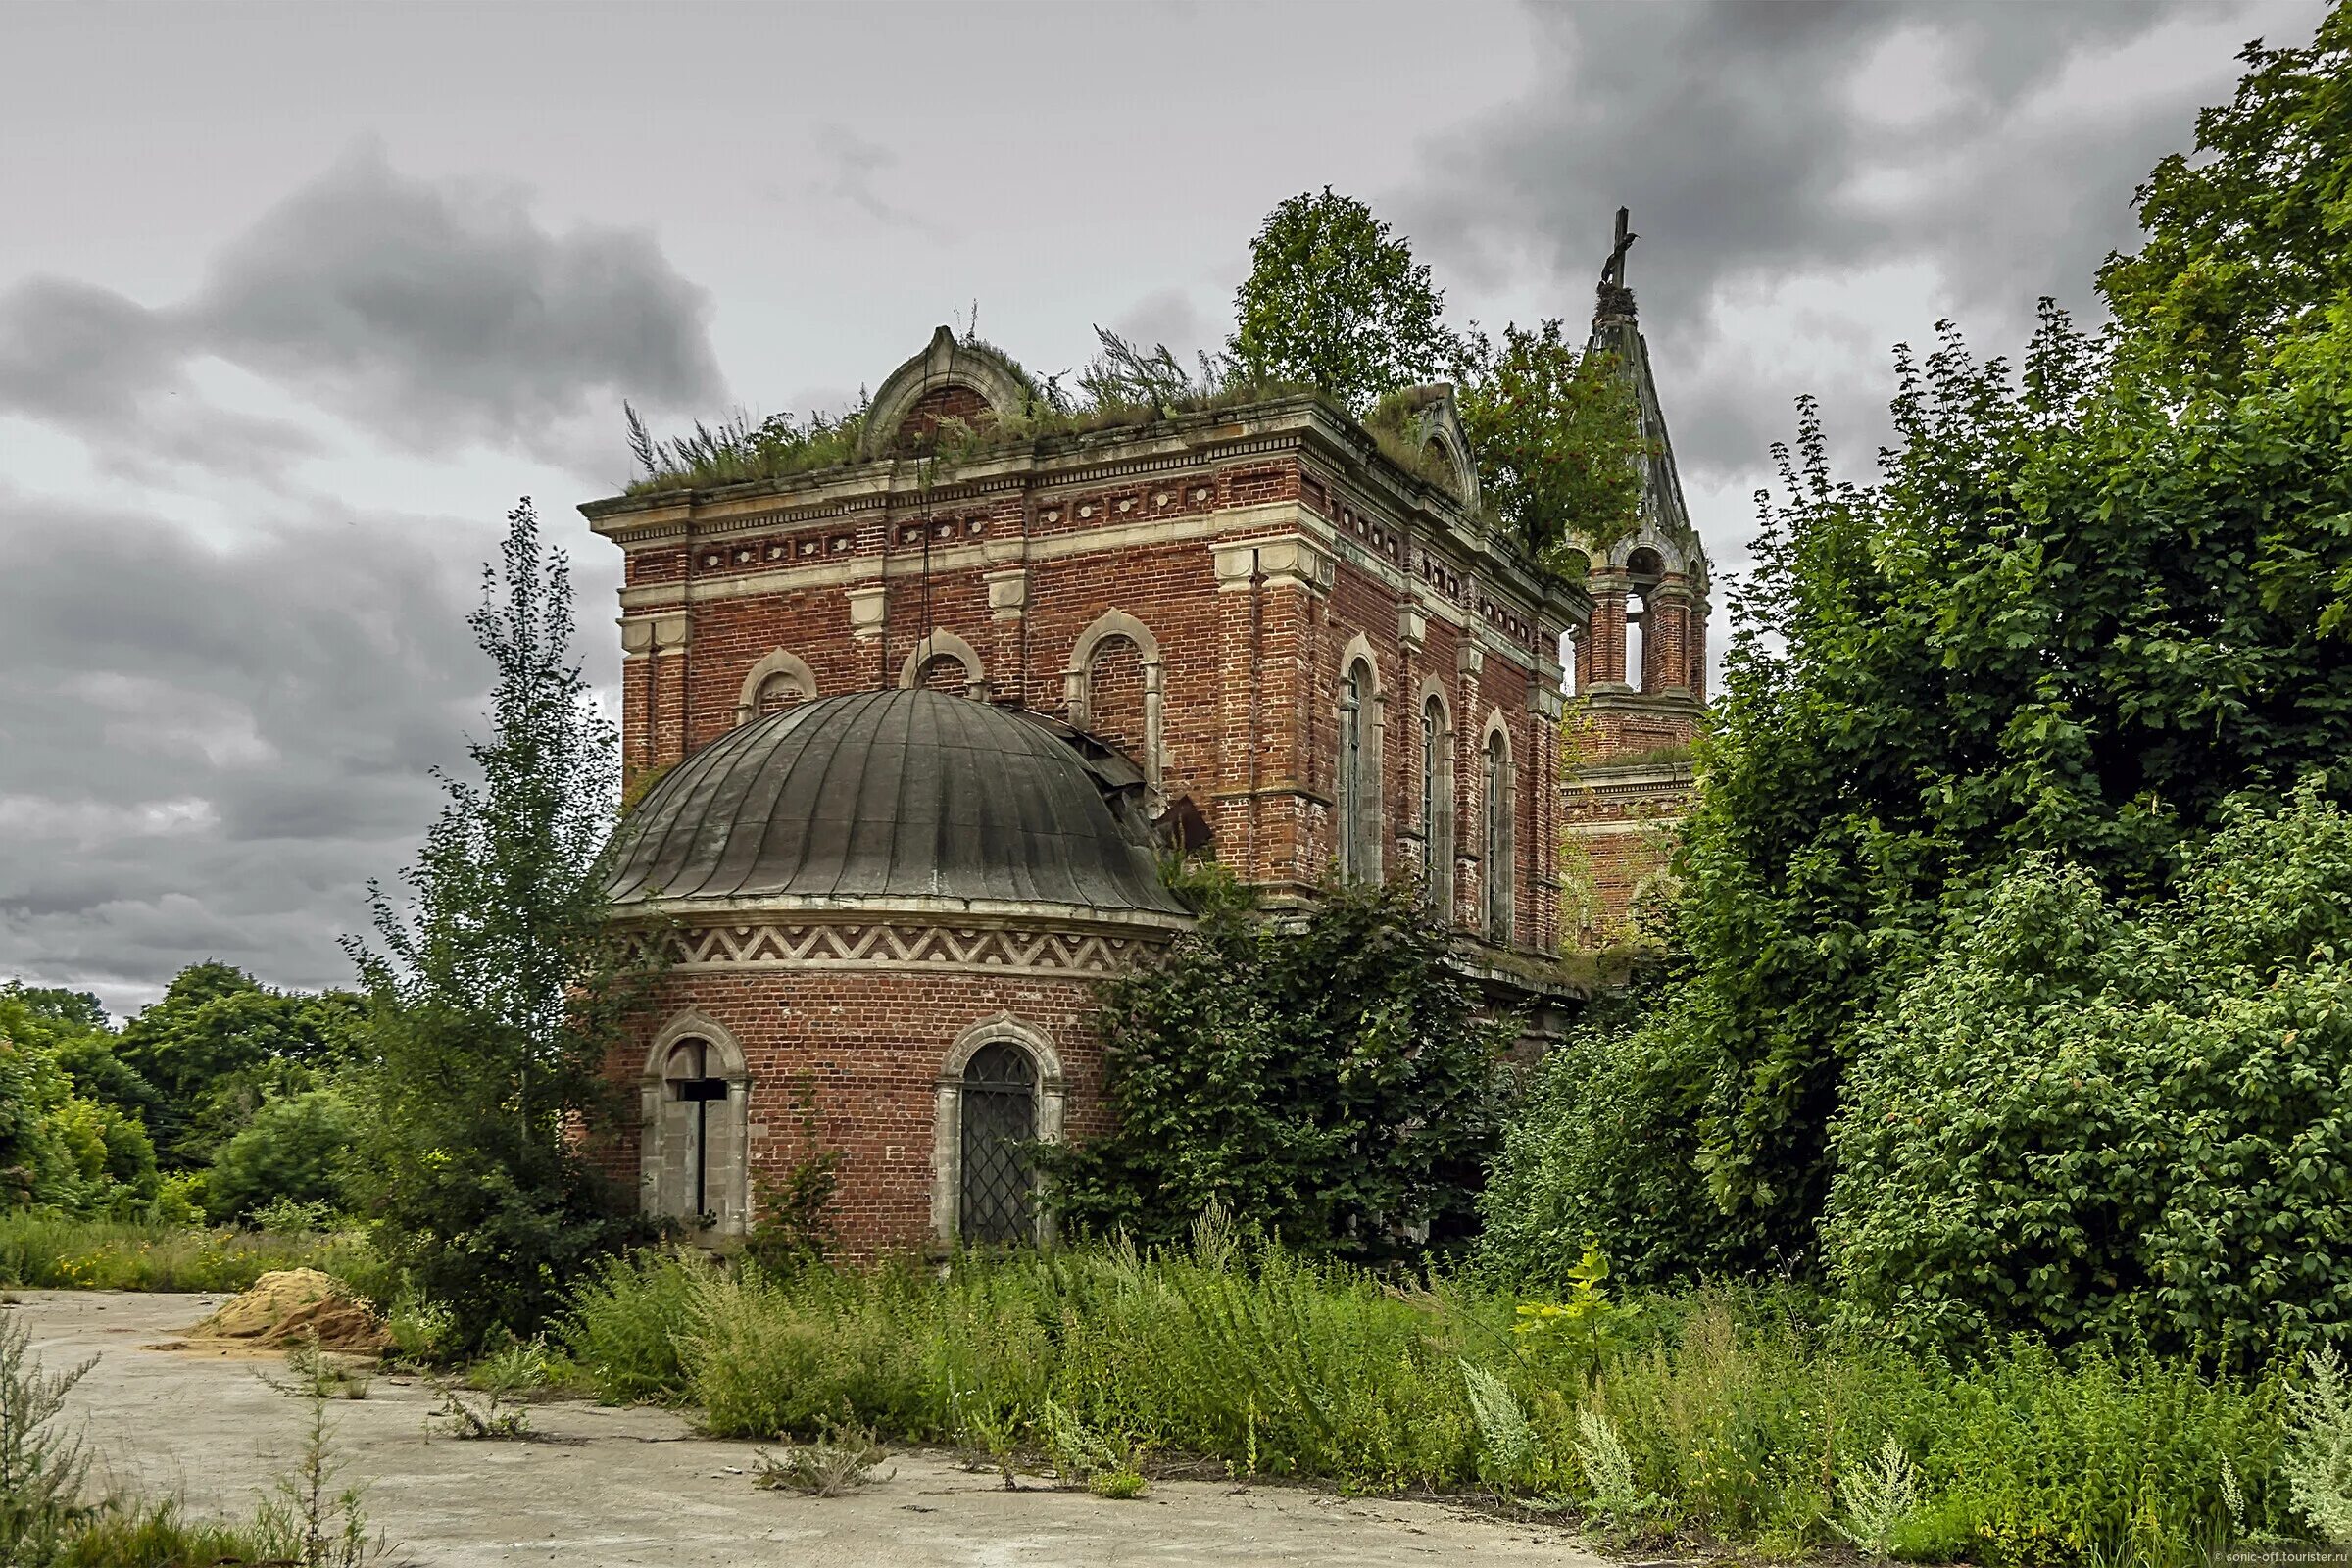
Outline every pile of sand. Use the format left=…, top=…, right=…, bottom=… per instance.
left=184, top=1268, right=389, bottom=1354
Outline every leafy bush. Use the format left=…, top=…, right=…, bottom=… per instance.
left=1826, top=787, right=2352, bottom=1362
left=1043, top=880, right=1506, bottom=1261
left=205, top=1090, right=357, bottom=1224
left=1477, top=1006, right=1753, bottom=1288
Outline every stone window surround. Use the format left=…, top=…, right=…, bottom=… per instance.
left=640, top=1008, right=753, bottom=1239
left=734, top=649, right=819, bottom=726
left=1335, top=632, right=1385, bottom=884
left=1063, top=609, right=1164, bottom=787
left=930, top=1012, right=1065, bottom=1248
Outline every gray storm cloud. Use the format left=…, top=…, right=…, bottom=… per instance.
left=0, top=492, right=488, bottom=1006
left=0, top=142, right=725, bottom=469
left=1401, top=0, right=2316, bottom=491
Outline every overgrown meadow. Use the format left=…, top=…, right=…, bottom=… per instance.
left=550, top=1229, right=2310, bottom=1566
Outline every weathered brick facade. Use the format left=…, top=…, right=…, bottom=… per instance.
left=580, top=326, right=1591, bottom=1253
left=1560, top=270, right=1712, bottom=947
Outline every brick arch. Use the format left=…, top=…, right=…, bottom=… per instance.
left=858, top=325, right=1037, bottom=458
left=896, top=630, right=987, bottom=700
left=1336, top=632, right=1385, bottom=884
left=1064, top=610, right=1163, bottom=785
left=930, top=1012, right=1066, bottom=1247
left=641, top=1009, right=751, bottom=1239
left=735, top=649, right=818, bottom=726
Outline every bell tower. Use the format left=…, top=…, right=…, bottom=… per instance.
left=1571, top=207, right=1710, bottom=751
left=1561, top=210, right=1712, bottom=943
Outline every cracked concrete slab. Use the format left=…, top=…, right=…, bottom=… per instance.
left=17, top=1289, right=1607, bottom=1567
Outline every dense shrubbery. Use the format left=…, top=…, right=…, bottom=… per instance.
left=555, top=1236, right=2324, bottom=1562
left=1826, top=786, right=2352, bottom=1362
left=0, top=966, right=368, bottom=1228
left=1042, top=880, right=1506, bottom=1261
left=0, top=1210, right=380, bottom=1297
left=1490, top=8, right=2352, bottom=1338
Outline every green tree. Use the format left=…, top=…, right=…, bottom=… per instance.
left=346, top=497, right=652, bottom=1346
left=1825, top=786, right=2352, bottom=1365
left=1492, top=15, right=2352, bottom=1286
left=1455, top=319, right=1646, bottom=564
left=205, top=1089, right=358, bottom=1223
left=115, top=964, right=362, bottom=1169
left=2097, top=5, right=2352, bottom=390
left=1043, top=881, right=1506, bottom=1261
left=1227, top=188, right=1459, bottom=413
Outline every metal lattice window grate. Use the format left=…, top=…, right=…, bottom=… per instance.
left=959, top=1043, right=1038, bottom=1245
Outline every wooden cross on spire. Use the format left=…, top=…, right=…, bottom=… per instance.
left=1600, top=206, right=1637, bottom=287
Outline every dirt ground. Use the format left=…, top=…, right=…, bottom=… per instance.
left=16, top=1289, right=1607, bottom=1567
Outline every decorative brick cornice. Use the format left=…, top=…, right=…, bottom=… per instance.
left=660, top=919, right=1173, bottom=977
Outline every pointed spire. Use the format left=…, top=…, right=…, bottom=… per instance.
left=1583, top=208, right=1700, bottom=561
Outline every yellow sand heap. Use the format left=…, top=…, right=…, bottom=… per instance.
left=189, top=1268, right=388, bottom=1353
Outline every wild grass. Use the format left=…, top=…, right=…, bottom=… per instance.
left=0, top=1210, right=384, bottom=1298
left=0, top=1309, right=379, bottom=1566
left=557, top=1227, right=2322, bottom=1565
left=618, top=330, right=1320, bottom=497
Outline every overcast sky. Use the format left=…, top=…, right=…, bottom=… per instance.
left=0, top=0, right=2323, bottom=1014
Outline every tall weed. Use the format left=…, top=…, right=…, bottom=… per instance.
left=559, top=1239, right=2300, bottom=1562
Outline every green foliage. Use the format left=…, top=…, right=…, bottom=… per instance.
left=204, top=1090, right=358, bottom=1224
left=1456, top=320, right=1645, bottom=561
left=1041, top=881, right=1506, bottom=1261
left=1826, top=787, right=2352, bottom=1362
left=559, top=1240, right=2301, bottom=1560
left=345, top=498, right=654, bottom=1348
left=0, top=996, right=157, bottom=1215
left=2283, top=1346, right=2352, bottom=1544
left=1555, top=18, right=2352, bottom=1277
left=1227, top=188, right=1459, bottom=414
left=1075, top=326, right=1224, bottom=414
left=115, top=964, right=364, bottom=1171
left=2098, top=4, right=2352, bottom=390
left=0, top=1211, right=376, bottom=1294
left=0, top=1311, right=93, bottom=1564
left=1477, top=1002, right=1747, bottom=1289
left=623, top=400, right=867, bottom=494
left=554, top=1250, right=705, bottom=1403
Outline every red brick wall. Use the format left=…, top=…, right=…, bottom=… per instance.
left=607, top=964, right=1114, bottom=1256
left=609, top=444, right=1568, bottom=945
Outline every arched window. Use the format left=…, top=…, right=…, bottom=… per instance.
left=755, top=670, right=808, bottom=714
left=642, top=1019, right=749, bottom=1238
left=958, top=1043, right=1038, bottom=1245
left=1338, top=657, right=1379, bottom=882
left=1420, top=694, right=1452, bottom=914
left=735, top=650, right=818, bottom=728
left=916, top=653, right=967, bottom=693
left=1084, top=634, right=1147, bottom=759
left=1484, top=726, right=1514, bottom=943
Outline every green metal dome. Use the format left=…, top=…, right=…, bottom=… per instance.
left=605, top=688, right=1186, bottom=922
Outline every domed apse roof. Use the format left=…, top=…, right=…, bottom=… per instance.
left=606, top=688, right=1188, bottom=922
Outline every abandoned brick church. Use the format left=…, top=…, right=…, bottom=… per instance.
left=579, top=251, right=1709, bottom=1252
